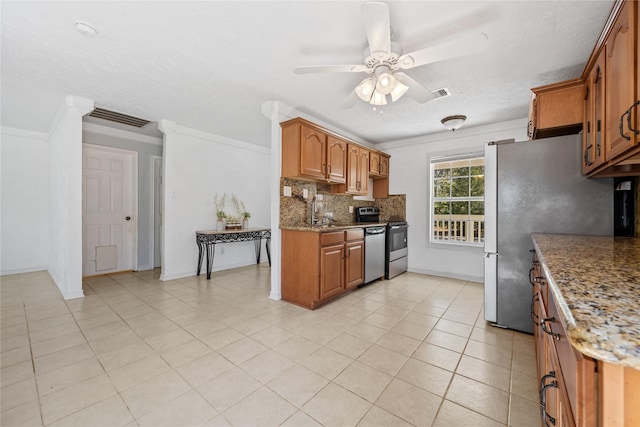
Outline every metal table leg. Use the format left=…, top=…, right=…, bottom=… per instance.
left=253, top=239, right=262, bottom=264
left=266, top=237, right=271, bottom=266
left=196, top=241, right=205, bottom=275
left=206, top=243, right=215, bottom=279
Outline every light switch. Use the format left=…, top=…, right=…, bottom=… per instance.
left=303, top=189, right=309, bottom=199
left=283, top=186, right=292, bottom=197
left=349, top=206, right=353, bottom=213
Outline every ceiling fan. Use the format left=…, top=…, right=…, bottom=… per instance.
left=294, top=2, right=488, bottom=108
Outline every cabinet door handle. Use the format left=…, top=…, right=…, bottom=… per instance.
left=531, top=293, right=539, bottom=322
left=620, top=110, right=631, bottom=141
left=529, top=267, right=536, bottom=286
left=540, top=317, right=560, bottom=340
left=584, top=144, right=593, bottom=166
left=628, top=101, right=640, bottom=135
left=540, top=372, right=558, bottom=427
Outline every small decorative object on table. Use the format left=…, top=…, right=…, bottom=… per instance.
left=226, top=217, right=242, bottom=230
left=214, top=192, right=251, bottom=230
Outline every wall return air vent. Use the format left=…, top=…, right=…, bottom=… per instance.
left=88, top=107, right=151, bottom=128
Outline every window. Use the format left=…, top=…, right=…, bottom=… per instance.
left=430, top=155, right=484, bottom=245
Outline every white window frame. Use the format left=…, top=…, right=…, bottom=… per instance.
left=429, top=153, right=485, bottom=247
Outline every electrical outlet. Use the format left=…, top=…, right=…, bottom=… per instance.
left=349, top=206, right=353, bottom=213
left=316, top=194, right=323, bottom=201
left=303, top=189, right=309, bottom=199
left=220, top=247, right=225, bottom=255
left=283, top=186, right=292, bottom=197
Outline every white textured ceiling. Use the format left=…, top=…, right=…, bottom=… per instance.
left=1, top=1, right=614, bottom=147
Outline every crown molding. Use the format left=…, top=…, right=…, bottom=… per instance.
left=0, top=126, right=48, bottom=140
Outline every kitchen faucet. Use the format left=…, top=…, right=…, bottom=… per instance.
left=311, top=197, right=319, bottom=225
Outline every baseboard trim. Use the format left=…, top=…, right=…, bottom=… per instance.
left=408, top=267, right=482, bottom=284
left=0, top=266, right=48, bottom=276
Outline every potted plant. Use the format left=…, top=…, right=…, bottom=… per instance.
left=242, top=211, right=251, bottom=229
left=214, top=193, right=227, bottom=231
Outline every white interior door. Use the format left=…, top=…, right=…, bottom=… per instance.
left=83, top=144, right=137, bottom=276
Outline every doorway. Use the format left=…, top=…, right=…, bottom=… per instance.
left=82, top=144, right=138, bottom=276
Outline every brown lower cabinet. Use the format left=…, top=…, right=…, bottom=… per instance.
left=531, top=251, right=640, bottom=427
left=282, top=228, right=364, bottom=309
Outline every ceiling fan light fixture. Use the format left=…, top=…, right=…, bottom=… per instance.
left=369, top=90, right=387, bottom=106
left=75, top=21, right=97, bottom=37
left=390, top=80, right=409, bottom=102
left=441, top=115, right=467, bottom=131
left=375, top=72, right=396, bottom=95
left=356, top=78, right=376, bottom=102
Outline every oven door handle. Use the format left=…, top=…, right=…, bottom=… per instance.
left=389, top=225, right=406, bottom=229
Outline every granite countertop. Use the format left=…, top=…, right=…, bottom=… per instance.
left=281, top=222, right=388, bottom=232
left=531, top=233, right=640, bottom=369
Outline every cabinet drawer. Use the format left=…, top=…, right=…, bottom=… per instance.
left=320, top=231, right=345, bottom=246
left=546, top=291, right=596, bottom=426
left=345, top=229, right=364, bottom=241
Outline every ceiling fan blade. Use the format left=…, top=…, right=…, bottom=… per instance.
left=340, top=91, right=359, bottom=109
left=362, top=2, right=391, bottom=57
left=394, top=72, right=434, bottom=104
left=397, top=33, right=489, bottom=70
left=294, top=65, right=368, bottom=74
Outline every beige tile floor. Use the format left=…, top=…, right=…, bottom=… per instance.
left=1, top=266, right=540, bottom=427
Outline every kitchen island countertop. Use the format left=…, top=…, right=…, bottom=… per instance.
left=531, top=233, right=640, bottom=369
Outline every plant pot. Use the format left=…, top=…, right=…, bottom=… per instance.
left=242, top=219, right=249, bottom=229
left=216, top=219, right=225, bottom=231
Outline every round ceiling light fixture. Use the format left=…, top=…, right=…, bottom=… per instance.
left=75, top=21, right=97, bottom=37
left=441, top=115, right=467, bottom=131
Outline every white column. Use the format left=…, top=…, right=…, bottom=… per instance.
left=48, top=95, right=94, bottom=300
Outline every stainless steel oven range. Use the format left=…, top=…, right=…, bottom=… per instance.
left=386, top=221, right=408, bottom=279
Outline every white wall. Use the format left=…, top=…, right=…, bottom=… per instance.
left=47, top=96, right=93, bottom=299
left=0, top=128, right=49, bottom=274
left=380, top=118, right=528, bottom=282
left=159, top=121, right=271, bottom=280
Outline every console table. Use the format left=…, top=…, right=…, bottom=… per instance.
left=195, top=228, right=271, bottom=279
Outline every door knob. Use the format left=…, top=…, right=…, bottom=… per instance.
left=125, top=216, right=131, bottom=221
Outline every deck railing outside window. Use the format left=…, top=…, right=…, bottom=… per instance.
left=432, top=214, right=485, bottom=243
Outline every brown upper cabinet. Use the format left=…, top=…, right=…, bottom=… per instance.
left=281, top=118, right=347, bottom=184
left=369, top=151, right=390, bottom=178
left=281, top=117, right=390, bottom=197
left=346, top=144, right=370, bottom=196
left=583, top=50, right=607, bottom=174
left=528, top=79, right=586, bottom=140
left=605, top=0, right=638, bottom=160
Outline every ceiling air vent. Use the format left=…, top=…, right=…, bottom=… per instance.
left=88, top=107, right=151, bottom=128
left=432, top=87, right=451, bottom=100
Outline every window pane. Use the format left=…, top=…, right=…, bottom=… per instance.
left=470, top=176, right=484, bottom=197
left=470, top=165, right=484, bottom=176
left=451, top=166, right=469, bottom=177
left=470, top=201, right=484, bottom=215
left=434, top=167, right=450, bottom=178
left=434, top=202, right=450, bottom=215
left=434, top=178, right=450, bottom=198
left=451, top=177, right=470, bottom=198
left=451, top=201, right=468, bottom=215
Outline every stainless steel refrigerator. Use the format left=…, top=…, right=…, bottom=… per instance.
left=483, top=134, right=613, bottom=333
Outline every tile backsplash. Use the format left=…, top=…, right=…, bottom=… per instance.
left=280, top=178, right=406, bottom=227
